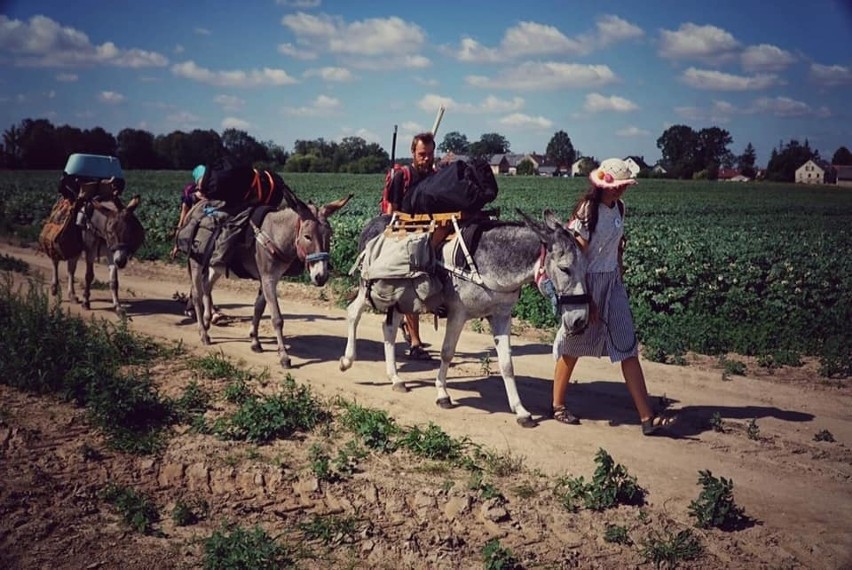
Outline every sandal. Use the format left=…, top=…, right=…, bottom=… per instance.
left=407, top=344, right=433, bottom=361
left=642, top=414, right=676, bottom=436
left=551, top=405, right=580, bottom=425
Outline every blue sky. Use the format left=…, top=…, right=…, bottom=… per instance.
left=1, top=0, right=851, bottom=167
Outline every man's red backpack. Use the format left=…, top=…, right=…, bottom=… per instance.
left=379, top=164, right=412, bottom=214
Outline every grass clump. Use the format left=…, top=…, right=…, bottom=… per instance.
left=99, top=483, right=160, bottom=535
left=0, top=254, right=29, bottom=273
left=213, top=375, right=328, bottom=443
left=203, top=524, right=294, bottom=570
left=813, top=429, right=835, bottom=442
left=603, top=523, right=631, bottom=545
left=172, top=495, right=209, bottom=526
left=398, top=422, right=468, bottom=462
left=688, top=470, right=746, bottom=530
left=481, top=538, right=519, bottom=570
left=337, top=400, right=400, bottom=453
left=640, top=528, right=702, bottom=569
left=298, top=514, right=357, bottom=545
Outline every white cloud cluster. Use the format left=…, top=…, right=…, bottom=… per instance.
left=810, top=63, right=852, bottom=86
left=0, top=15, right=167, bottom=68
left=276, top=0, right=321, bottom=7
left=741, top=44, right=796, bottom=72
left=172, top=61, right=299, bottom=87
left=417, top=93, right=524, bottom=114
left=467, top=62, right=617, bottom=90
left=453, top=15, right=642, bottom=62
left=303, top=66, right=354, bottom=82
left=681, top=67, right=780, bottom=91
left=584, top=93, right=638, bottom=113
left=281, top=12, right=428, bottom=68
left=99, top=91, right=125, bottom=104
left=676, top=96, right=830, bottom=121
left=283, top=94, right=341, bottom=116
left=658, top=23, right=740, bottom=63
left=222, top=117, right=252, bottom=129
left=214, top=94, right=244, bottom=111
left=498, top=113, right=552, bottom=129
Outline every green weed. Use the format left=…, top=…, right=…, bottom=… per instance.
left=481, top=538, right=519, bottom=570
left=746, top=418, right=760, bottom=440
left=813, top=429, right=835, bottom=442
left=554, top=448, right=644, bottom=512
left=337, top=400, right=400, bottom=453
left=479, top=354, right=492, bottom=376
left=688, top=470, right=746, bottom=530
left=189, top=351, right=248, bottom=381
left=298, top=514, right=357, bottom=545
left=639, top=528, right=702, bottom=569
left=99, top=483, right=160, bottom=535
left=172, top=496, right=209, bottom=526
left=710, top=412, right=725, bottom=433
left=603, top=523, right=631, bottom=545
left=203, top=524, right=293, bottom=570
left=398, top=422, right=468, bottom=462
left=0, top=253, right=29, bottom=273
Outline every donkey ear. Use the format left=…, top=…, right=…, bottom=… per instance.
left=320, top=193, right=353, bottom=218
left=515, top=208, right=550, bottom=243
left=543, top=209, right=564, bottom=231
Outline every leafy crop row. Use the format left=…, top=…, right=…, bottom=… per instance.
left=1, top=170, right=849, bottom=374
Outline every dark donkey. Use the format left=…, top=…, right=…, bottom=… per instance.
left=188, top=184, right=352, bottom=368
left=49, top=192, right=145, bottom=313
left=340, top=210, right=590, bottom=427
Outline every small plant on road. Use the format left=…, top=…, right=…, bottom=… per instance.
left=688, top=470, right=746, bottom=530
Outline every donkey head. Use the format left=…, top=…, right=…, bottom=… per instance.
left=519, top=209, right=590, bottom=336
left=293, top=193, right=353, bottom=287
left=91, top=195, right=146, bottom=269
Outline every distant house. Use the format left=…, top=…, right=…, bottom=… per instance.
left=652, top=163, right=667, bottom=176
left=489, top=154, right=510, bottom=175
left=439, top=151, right=470, bottom=164
left=835, top=165, right=852, bottom=188
left=717, top=168, right=741, bottom=181
left=537, top=165, right=559, bottom=176
left=623, top=156, right=650, bottom=177
left=727, top=174, right=751, bottom=182
left=572, top=157, right=595, bottom=177
left=795, top=159, right=835, bottom=184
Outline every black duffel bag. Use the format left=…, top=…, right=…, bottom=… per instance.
left=402, top=158, right=498, bottom=214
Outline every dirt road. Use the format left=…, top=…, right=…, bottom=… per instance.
left=3, top=242, right=851, bottom=568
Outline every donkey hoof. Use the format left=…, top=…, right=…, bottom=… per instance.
left=436, top=397, right=453, bottom=409
left=280, top=357, right=292, bottom=369
left=339, top=357, right=352, bottom=371
left=251, top=344, right=263, bottom=353
left=201, top=336, right=211, bottom=346
left=392, top=382, right=409, bottom=393
left=516, top=416, right=538, bottom=429
left=82, top=301, right=90, bottom=310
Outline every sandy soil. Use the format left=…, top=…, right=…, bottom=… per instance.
left=1, top=242, right=850, bottom=569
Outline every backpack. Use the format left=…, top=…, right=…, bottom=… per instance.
left=401, top=158, right=498, bottom=215
left=379, top=164, right=413, bottom=214
left=200, top=156, right=256, bottom=203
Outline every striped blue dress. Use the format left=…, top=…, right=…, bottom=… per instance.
left=553, top=200, right=638, bottom=362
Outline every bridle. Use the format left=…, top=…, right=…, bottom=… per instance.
left=534, top=244, right=590, bottom=315
left=251, top=215, right=330, bottom=267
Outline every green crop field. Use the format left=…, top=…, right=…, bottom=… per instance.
left=1, top=170, right=850, bottom=376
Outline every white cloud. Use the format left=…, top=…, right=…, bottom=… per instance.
left=467, top=62, right=617, bottom=91
left=336, top=126, right=381, bottom=144
left=304, top=66, right=354, bottom=82
left=584, top=93, right=638, bottom=113
left=276, top=0, right=321, bottom=7
left=417, top=93, right=524, bottom=114
left=283, top=12, right=425, bottom=56
left=414, top=76, right=438, bottom=87
left=222, top=117, right=252, bottom=130
left=810, top=63, right=852, bottom=86
left=56, top=72, right=77, bottom=82
left=741, top=44, right=796, bottom=72
left=750, top=96, right=829, bottom=117
left=213, top=94, right=244, bottom=111
left=283, top=94, right=341, bottom=116
left=674, top=100, right=736, bottom=123
left=174, top=44, right=185, bottom=54
left=165, top=111, right=201, bottom=126
left=658, top=23, right=739, bottom=63
left=99, top=91, right=125, bottom=104
left=172, top=60, right=299, bottom=87
left=0, top=15, right=168, bottom=68
left=498, top=113, right=553, bottom=129
left=451, top=15, right=641, bottom=62
left=47, top=89, right=55, bottom=98
left=682, top=67, right=779, bottom=90
left=277, top=42, right=318, bottom=60
left=194, top=27, right=211, bottom=36
left=616, top=126, right=650, bottom=137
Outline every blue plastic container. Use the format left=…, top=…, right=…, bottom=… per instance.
left=63, top=154, right=124, bottom=179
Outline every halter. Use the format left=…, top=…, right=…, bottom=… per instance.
left=293, top=218, right=330, bottom=265
left=251, top=217, right=329, bottom=266
left=534, top=245, right=590, bottom=315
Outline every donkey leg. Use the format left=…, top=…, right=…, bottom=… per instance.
left=189, top=261, right=211, bottom=345
left=249, top=287, right=266, bottom=353
left=339, top=286, right=368, bottom=371
left=435, top=313, right=466, bottom=409
left=107, top=259, right=122, bottom=314
left=81, top=252, right=95, bottom=310
left=488, top=314, right=535, bottom=428
left=382, top=311, right=407, bottom=391
left=260, top=277, right=291, bottom=368
left=63, top=258, right=79, bottom=303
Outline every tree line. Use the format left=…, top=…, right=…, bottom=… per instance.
left=2, top=117, right=848, bottom=182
